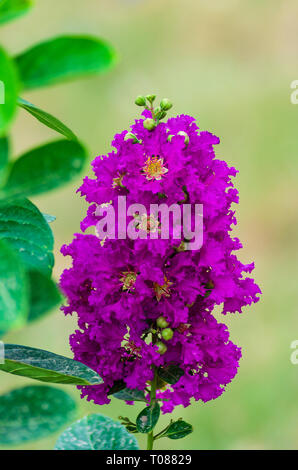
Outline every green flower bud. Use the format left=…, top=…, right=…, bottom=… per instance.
left=156, top=316, right=169, bottom=329
left=160, top=98, right=173, bottom=111
left=143, top=118, right=156, bottom=131
left=154, top=106, right=161, bottom=115
left=177, top=131, right=189, bottom=145
left=135, top=95, right=146, bottom=106
left=124, top=132, right=140, bottom=143
left=156, top=341, right=167, bottom=355
left=146, top=94, right=156, bottom=104
left=167, top=134, right=174, bottom=142
left=155, top=110, right=167, bottom=121
left=161, top=328, right=174, bottom=341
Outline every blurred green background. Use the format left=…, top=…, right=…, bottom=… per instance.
left=1, top=0, right=298, bottom=450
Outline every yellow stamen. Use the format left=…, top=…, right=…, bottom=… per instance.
left=120, top=271, right=137, bottom=291
left=153, top=276, right=173, bottom=301
left=112, top=173, right=125, bottom=188
left=142, top=155, right=168, bottom=181
left=138, top=214, right=160, bottom=233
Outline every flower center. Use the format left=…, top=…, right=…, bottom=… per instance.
left=138, top=213, right=160, bottom=233
left=120, top=271, right=137, bottom=291
left=112, top=172, right=125, bottom=188
left=142, top=155, right=168, bottom=181
left=153, top=276, right=173, bottom=301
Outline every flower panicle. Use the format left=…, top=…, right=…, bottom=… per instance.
left=60, top=94, right=261, bottom=413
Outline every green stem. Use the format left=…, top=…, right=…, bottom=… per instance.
left=146, top=367, right=157, bottom=450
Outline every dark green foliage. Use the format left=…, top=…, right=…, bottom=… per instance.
left=3, top=140, right=87, bottom=199
left=0, top=344, right=103, bottom=385
left=136, top=401, right=160, bottom=433
left=15, top=35, right=117, bottom=89
left=0, top=3, right=119, bottom=448
left=55, top=414, right=140, bottom=450
left=0, top=0, right=32, bottom=25
left=0, top=386, right=77, bottom=445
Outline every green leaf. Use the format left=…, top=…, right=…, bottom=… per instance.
left=113, top=388, right=147, bottom=402
left=15, top=35, right=117, bottom=90
left=2, top=140, right=87, bottom=198
left=163, top=419, right=193, bottom=440
left=42, top=213, right=56, bottom=223
left=28, top=271, right=61, bottom=323
left=136, top=402, right=160, bottom=434
left=0, top=0, right=32, bottom=25
left=0, top=344, right=103, bottom=385
left=157, top=364, right=184, bottom=385
left=107, top=379, right=126, bottom=396
left=18, top=97, right=77, bottom=141
left=0, top=239, right=28, bottom=330
left=0, top=385, right=77, bottom=446
left=55, top=414, right=140, bottom=450
left=0, top=136, right=9, bottom=186
left=0, top=46, right=19, bottom=134
left=0, top=198, right=54, bottom=275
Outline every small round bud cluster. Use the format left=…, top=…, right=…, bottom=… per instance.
left=155, top=316, right=174, bottom=354
left=134, top=94, right=173, bottom=131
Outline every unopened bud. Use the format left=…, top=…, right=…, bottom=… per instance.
left=124, top=132, right=141, bottom=144
left=177, top=131, right=189, bottom=146
left=146, top=94, right=156, bottom=104
left=155, top=110, right=167, bottom=121
left=143, top=118, right=156, bottom=131
left=161, top=328, right=174, bottom=341
left=156, top=316, right=169, bottom=329
left=156, top=341, right=167, bottom=355
left=160, top=98, right=173, bottom=111
left=135, top=95, right=146, bottom=106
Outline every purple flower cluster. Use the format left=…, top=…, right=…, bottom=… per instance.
left=60, top=109, right=261, bottom=413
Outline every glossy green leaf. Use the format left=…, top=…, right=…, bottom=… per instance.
left=15, top=35, right=117, bottom=90
left=42, top=213, right=56, bottom=223
left=0, top=385, right=77, bottom=446
left=2, top=140, right=87, bottom=198
left=0, top=136, right=9, bottom=186
left=0, top=239, right=28, bottom=330
left=28, top=271, right=61, bottom=323
left=0, top=46, right=19, bottom=134
left=107, top=379, right=126, bottom=396
left=0, top=344, right=103, bottom=385
left=18, top=97, right=77, bottom=141
left=0, top=0, right=32, bottom=25
left=157, top=364, right=184, bottom=385
left=113, top=388, right=147, bottom=402
left=163, top=419, right=193, bottom=440
left=136, top=401, right=160, bottom=434
left=55, top=414, right=139, bottom=450
left=0, top=198, right=54, bottom=275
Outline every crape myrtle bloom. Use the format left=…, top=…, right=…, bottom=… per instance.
left=156, top=306, right=242, bottom=413
left=60, top=96, right=261, bottom=412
